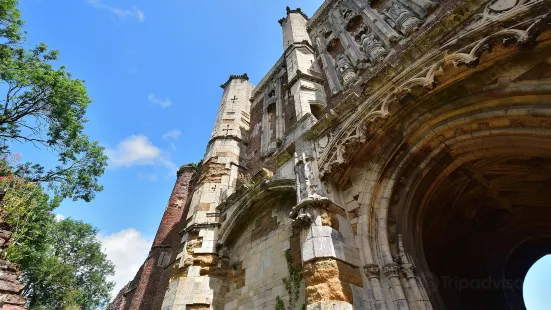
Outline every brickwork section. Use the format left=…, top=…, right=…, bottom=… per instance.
left=107, top=167, right=196, bottom=310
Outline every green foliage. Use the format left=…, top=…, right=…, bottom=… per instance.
left=27, top=219, right=115, bottom=309
left=275, top=296, right=286, bottom=310
left=0, top=0, right=107, bottom=202
left=0, top=174, right=54, bottom=262
left=276, top=250, right=303, bottom=310
left=0, top=0, right=23, bottom=43
left=190, top=160, right=203, bottom=172
left=0, top=175, right=114, bottom=309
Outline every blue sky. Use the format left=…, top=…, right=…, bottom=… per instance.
left=14, top=0, right=551, bottom=306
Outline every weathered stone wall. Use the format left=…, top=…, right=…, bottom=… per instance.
left=223, top=198, right=304, bottom=310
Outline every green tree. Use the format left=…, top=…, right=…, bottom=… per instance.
left=27, top=219, right=115, bottom=309
left=0, top=174, right=114, bottom=309
left=0, top=0, right=107, bottom=202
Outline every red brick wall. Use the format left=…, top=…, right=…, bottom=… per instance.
left=107, top=165, right=196, bottom=310
left=246, top=99, right=264, bottom=176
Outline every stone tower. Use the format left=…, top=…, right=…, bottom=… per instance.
left=162, top=75, right=254, bottom=310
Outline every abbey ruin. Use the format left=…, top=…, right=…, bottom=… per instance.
left=108, top=0, right=551, bottom=309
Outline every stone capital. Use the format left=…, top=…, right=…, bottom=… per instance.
left=383, top=263, right=401, bottom=278
left=364, top=264, right=381, bottom=279
left=401, top=263, right=416, bottom=279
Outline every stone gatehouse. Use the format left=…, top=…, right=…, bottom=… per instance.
left=108, top=0, right=551, bottom=309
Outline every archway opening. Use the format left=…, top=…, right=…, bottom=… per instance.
left=523, top=255, right=551, bottom=310
left=416, top=154, right=551, bottom=310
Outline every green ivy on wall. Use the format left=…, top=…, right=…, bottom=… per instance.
left=275, top=249, right=304, bottom=310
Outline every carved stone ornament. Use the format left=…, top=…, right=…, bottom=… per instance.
left=320, top=23, right=333, bottom=38
left=490, top=0, right=519, bottom=12
left=401, top=263, right=416, bottom=279
left=293, top=209, right=313, bottom=228
left=471, top=0, right=534, bottom=27
left=335, top=54, right=357, bottom=87
left=340, top=3, right=355, bottom=23
left=385, top=2, right=421, bottom=35
left=383, top=263, right=401, bottom=278
left=359, top=32, right=388, bottom=63
left=364, top=264, right=381, bottom=278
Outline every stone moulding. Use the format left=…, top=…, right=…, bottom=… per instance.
left=216, top=179, right=295, bottom=245
left=316, top=12, right=551, bottom=179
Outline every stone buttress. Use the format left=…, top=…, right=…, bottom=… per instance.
left=161, top=75, right=254, bottom=310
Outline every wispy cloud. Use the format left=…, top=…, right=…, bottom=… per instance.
left=106, top=135, right=176, bottom=172
left=98, top=229, right=152, bottom=298
left=162, top=129, right=181, bottom=140
left=126, top=67, right=139, bottom=75
left=137, top=172, right=158, bottom=181
left=86, top=0, right=145, bottom=23
left=148, top=94, right=172, bottom=108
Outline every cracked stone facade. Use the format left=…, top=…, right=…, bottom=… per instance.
left=108, top=1, right=551, bottom=309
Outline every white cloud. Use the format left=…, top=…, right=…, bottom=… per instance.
left=106, top=135, right=161, bottom=167
left=148, top=94, right=173, bottom=108
left=86, top=0, right=145, bottom=22
left=106, top=135, right=178, bottom=173
left=162, top=129, right=181, bottom=140
left=98, top=229, right=152, bottom=298
left=54, top=214, right=66, bottom=222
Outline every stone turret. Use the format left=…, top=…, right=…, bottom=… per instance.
left=280, top=8, right=327, bottom=120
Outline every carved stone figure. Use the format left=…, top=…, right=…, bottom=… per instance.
left=340, top=4, right=354, bottom=22
left=359, top=32, right=388, bottom=63
left=384, top=2, right=421, bottom=35
left=335, top=54, right=357, bottom=87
